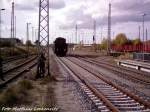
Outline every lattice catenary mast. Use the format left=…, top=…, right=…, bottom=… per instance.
left=37, top=0, right=50, bottom=75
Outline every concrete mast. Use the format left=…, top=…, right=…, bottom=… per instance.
left=107, top=3, right=111, bottom=54
left=11, top=2, right=15, bottom=56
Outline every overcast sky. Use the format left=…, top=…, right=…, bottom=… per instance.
left=0, top=0, right=150, bottom=44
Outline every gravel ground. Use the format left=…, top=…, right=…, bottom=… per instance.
left=1, top=53, right=90, bottom=112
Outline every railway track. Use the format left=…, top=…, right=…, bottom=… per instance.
left=68, top=57, right=150, bottom=101
left=57, top=57, right=150, bottom=112
left=89, top=57, right=150, bottom=78
left=78, top=57, right=150, bottom=86
left=2, top=55, right=28, bottom=64
left=0, top=56, right=37, bottom=88
left=2, top=55, right=35, bottom=72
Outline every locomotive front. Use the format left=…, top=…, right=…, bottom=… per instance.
left=54, top=37, right=68, bottom=56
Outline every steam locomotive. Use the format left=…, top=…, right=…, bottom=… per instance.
left=53, top=37, right=68, bottom=56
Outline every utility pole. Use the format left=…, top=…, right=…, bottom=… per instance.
left=146, top=28, right=148, bottom=42
left=26, top=22, right=31, bottom=57
left=37, top=0, right=50, bottom=76
left=0, top=9, right=5, bottom=39
left=146, top=28, right=148, bottom=52
left=75, top=24, right=78, bottom=44
left=107, top=3, right=111, bottom=55
left=0, top=9, right=5, bottom=57
left=34, top=29, right=37, bottom=41
left=101, top=26, right=103, bottom=42
left=93, top=19, right=96, bottom=44
left=138, top=26, right=141, bottom=52
left=15, top=16, right=16, bottom=38
left=142, top=14, right=146, bottom=60
left=32, top=27, right=34, bottom=44
left=142, top=14, right=147, bottom=53
left=11, top=2, right=15, bottom=56
left=93, top=19, right=96, bottom=52
left=138, top=26, right=141, bottom=40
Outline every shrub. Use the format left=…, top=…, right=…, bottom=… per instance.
left=18, top=80, right=33, bottom=90
left=0, top=86, right=18, bottom=106
left=0, top=80, right=33, bottom=106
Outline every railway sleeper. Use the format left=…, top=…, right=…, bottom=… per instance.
left=101, top=91, right=122, bottom=94
left=104, top=93, right=123, bottom=96
left=142, top=109, right=150, bottom=112
left=95, top=87, right=115, bottom=90
left=107, top=97, right=131, bottom=100
left=95, top=87, right=119, bottom=93
left=114, top=103, right=143, bottom=107
left=106, top=95, right=127, bottom=98
left=117, top=106, right=145, bottom=111
left=105, top=94, right=126, bottom=97
left=97, top=106, right=110, bottom=112
left=95, top=102, right=103, bottom=106
left=93, top=84, right=110, bottom=87
left=90, top=96, right=98, bottom=100
left=85, top=91, right=93, bottom=95
left=110, top=99, right=135, bottom=103
left=100, top=110, right=110, bottom=112
left=88, top=94, right=95, bottom=97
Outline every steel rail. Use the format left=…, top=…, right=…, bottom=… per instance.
left=66, top=57, right=150, bottom=109
left=0, top=56, right=37, bottom=88
left=79, top=57, right=150, bottom=85
left=59, top=57, right=120, bottom=112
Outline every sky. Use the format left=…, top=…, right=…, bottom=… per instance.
left=0, top=0, right=150, bottom=44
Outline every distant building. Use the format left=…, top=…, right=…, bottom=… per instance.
left=0, top=38, right=23, bottom=46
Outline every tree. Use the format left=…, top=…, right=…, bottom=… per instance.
left=113, top=33, right=128, bottom=46
left=34, top=40, right=40, bottom=45
left=131, top=38, right=141, bottom=45
left=100, top=38, right=108, bottom=50
left=26, top=40, right=32, bottom=46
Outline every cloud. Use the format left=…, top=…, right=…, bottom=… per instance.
left=1, top=0, right=150, bottom=41
left=59, top=6, right=94, bottom=29
left=113, top=0, right=150, bottom=15
left=59, top=0, right=150, bottom=30
left=50, top=0, right=66, bottom=9
left=15, top=3, right=37, bottom=11
left=10, top=0, right=66, bottom=11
